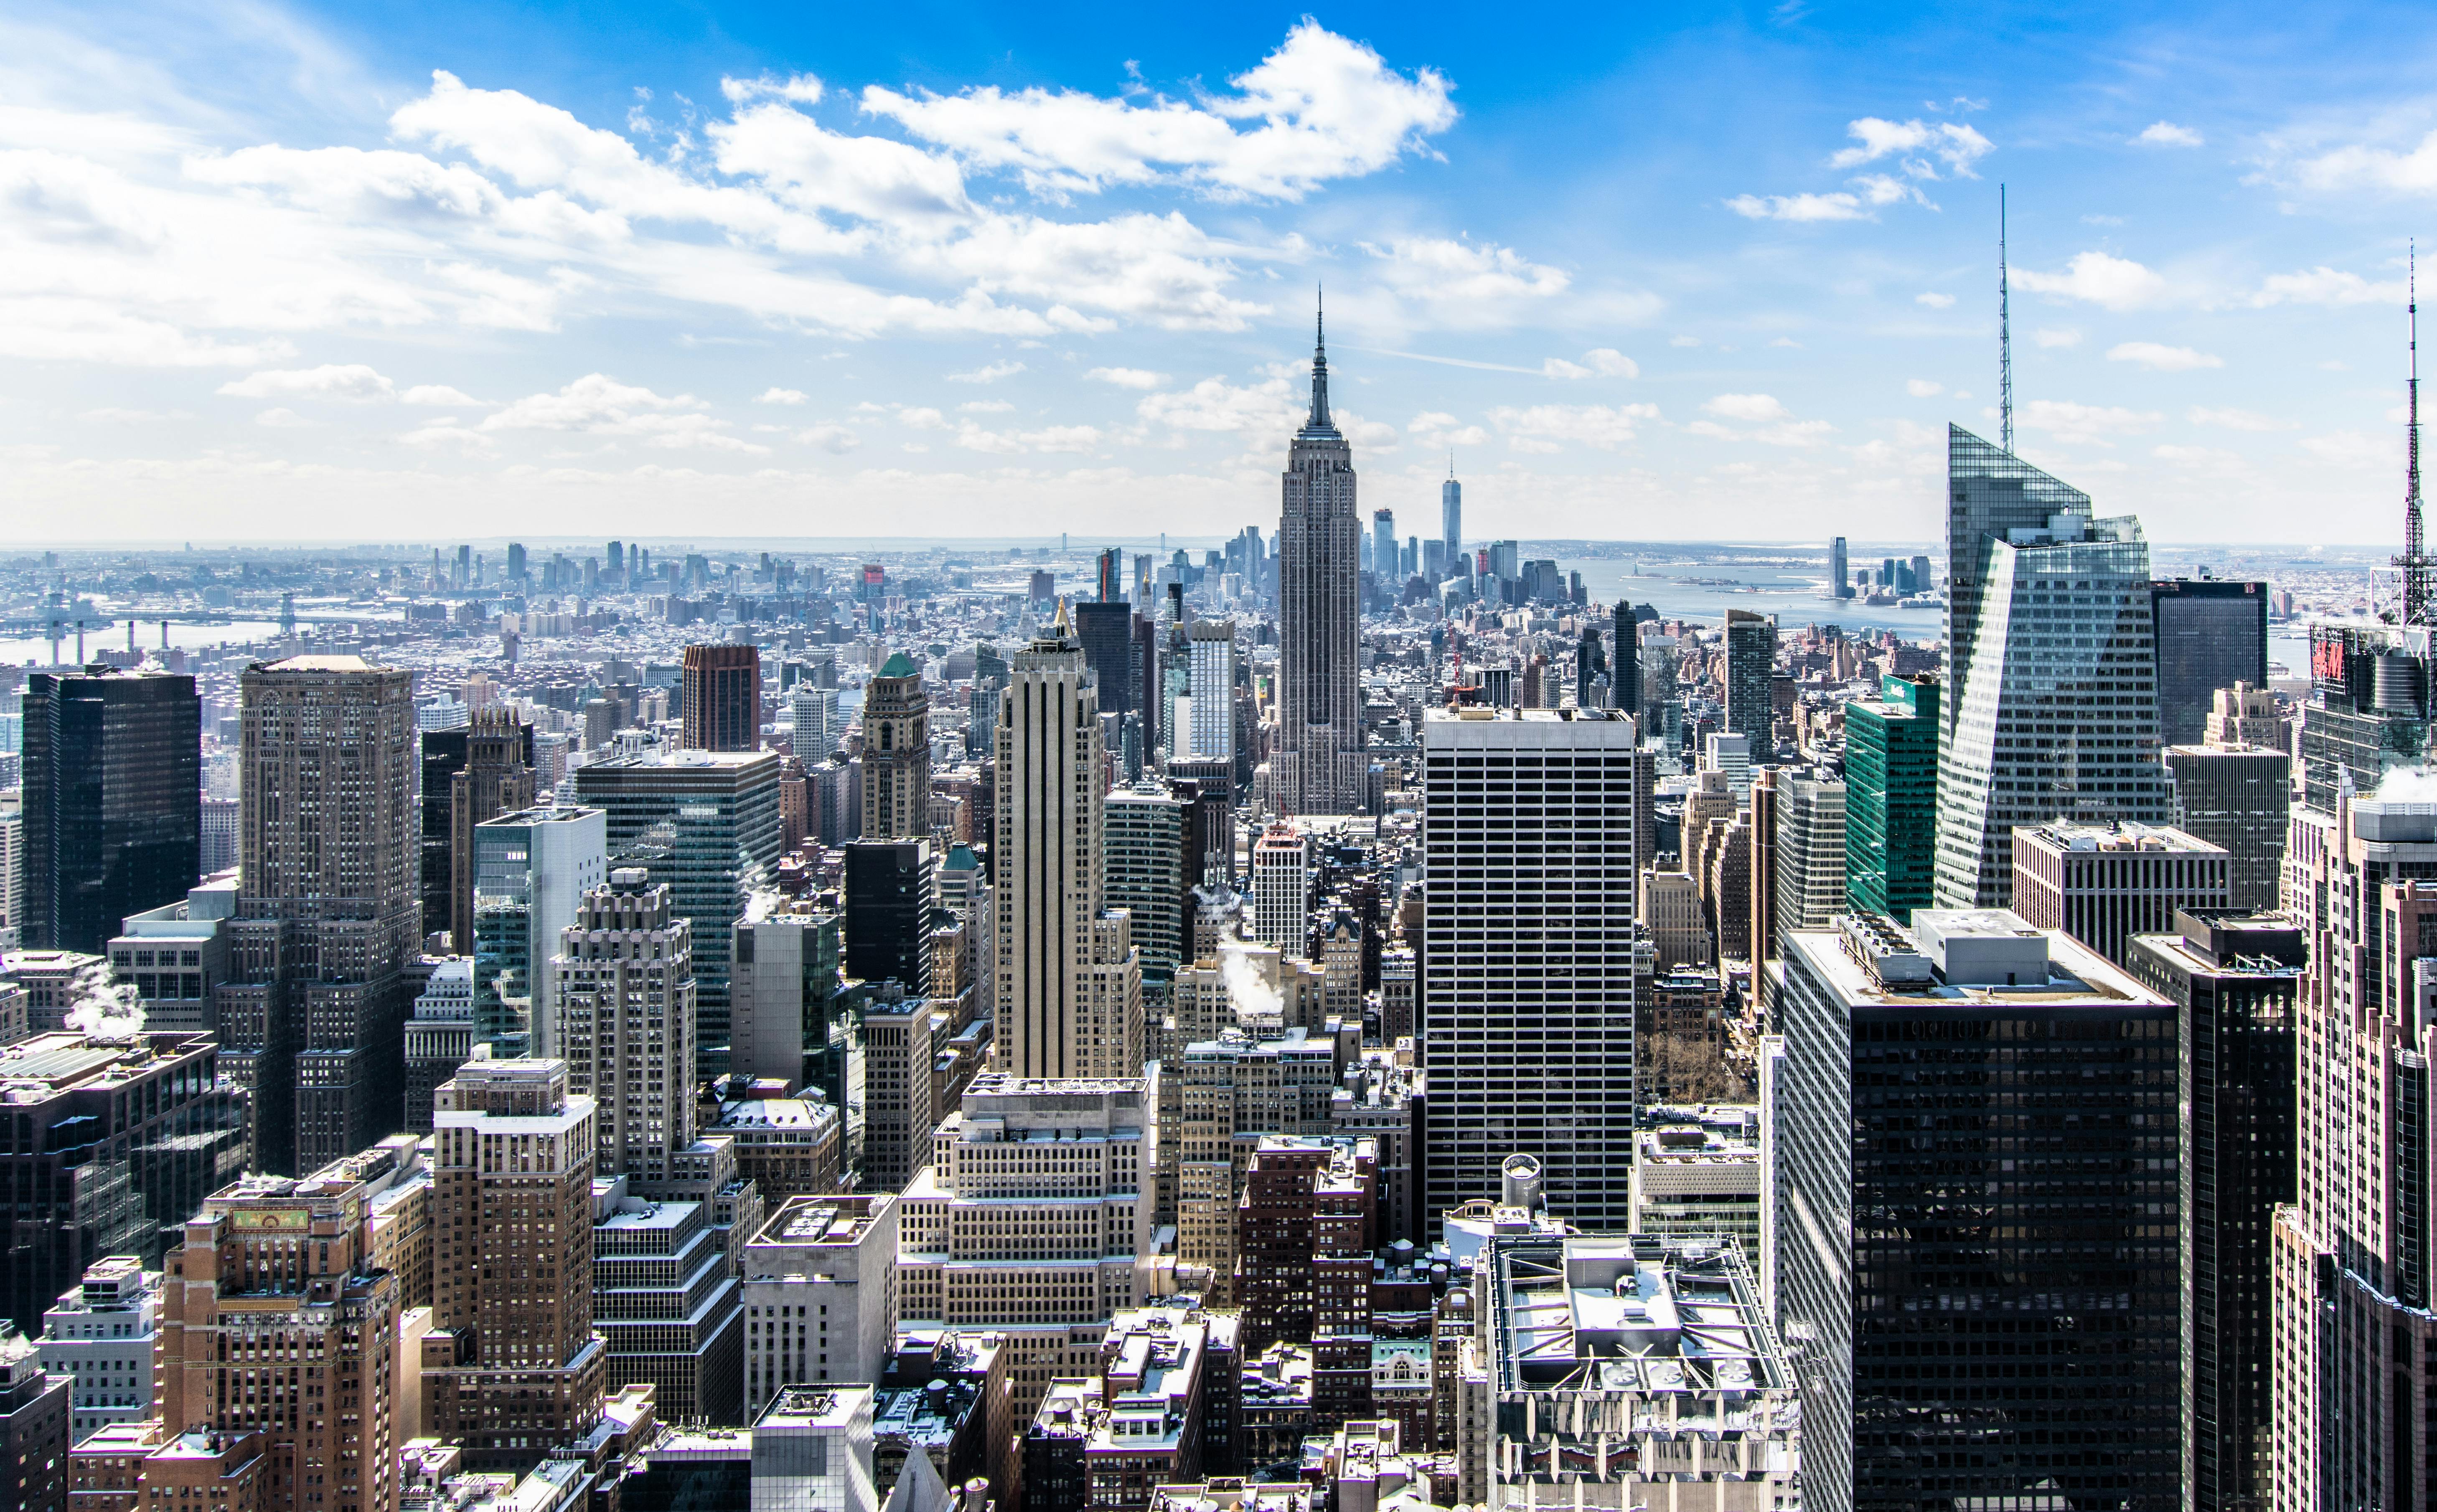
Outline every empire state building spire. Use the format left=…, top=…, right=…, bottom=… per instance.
left=1303, top=287, right=1337, bottom=436
left=1276, top=289, right=1361, bottom=815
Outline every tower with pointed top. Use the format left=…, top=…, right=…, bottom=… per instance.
left=1276, top=298, right=1367, bottom=816
left=2396, top=246, right=2430, bottom=624
left=1441, top=453, right=1463, bottom=576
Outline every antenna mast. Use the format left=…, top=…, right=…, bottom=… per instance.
left=2400, top=243, right=2431, bottom=625
left=1999, top=184, right=2015, bottom=455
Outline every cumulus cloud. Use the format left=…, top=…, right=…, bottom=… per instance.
left=1086, top=367, right=1167, bottom=388
left=402, top=384, right=483, bottom=406
left=1408, top=410, right=1488, bottom=447
left=1541, top=348, right=1637, bottom=379
left=480, top=373, right=767, bottom=452
left=2107, top=341, right=2222, bottom=371
left=1487, top=402, right=1660, bottom=452
left=2292, top=130, right=2437, bottom=195
left=954, top=420, right=1101, bottom=454
left=2018, top=398, right=2162, bottom=444
left=1907, top=378, right=1944, bottom=397
left=218, top=364, right=395, bottom=401
left=860, top=20, right=1455, bottom=200
left=756, top=387, right=809, bottom=404
left=1916, top=291, right=1955, bottom=308
left=2134, top=122, right=2203, bottom=148
left=2015, top=251, right=2168, bottom=310
left=947, top=360, right=1025, bottom=383
left=798, top=424, right=859, bottom=452
left=1727, top=192, right=1872, bottom=222
left=1138, top=375, right=1299, bottom=434
left=2249, top=266, right=2407, bottom=307
left=1703, top=393, right=1789, bottom=422
left=1829, top=117, right=1995, bottom=176
left=254, top=407, right=311, bottom=427
left=1689, top=394, right=1833, bottom=447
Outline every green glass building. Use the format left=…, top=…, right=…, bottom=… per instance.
left=1843, top=672, right=1939, bottom=922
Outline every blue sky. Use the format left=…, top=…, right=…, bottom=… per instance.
left=4, top=0, right=2434, bottom=545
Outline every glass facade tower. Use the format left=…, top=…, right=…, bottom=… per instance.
left=1843, top=673, right=1940, bottom=922
left=2150, top=578, right=2269, bottom=748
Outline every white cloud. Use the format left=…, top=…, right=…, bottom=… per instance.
left=1703, top=393, right=1789, bottom=422
left=2033, top=327, right=2083, bottom=348
left=859, top=20, right=1455, bottom=200
left=1907, top=378, right=1944, bottom=397
left=2188, top=406, right=2288, bottom=431
left=1727, top=192, right=1870, bottom=222
left=2134, top=122, right=2203, bottom=148
left=2015, top=251, right=2168, bottom=310
left=254, top=407, right=311, bottom=427
left=756, top=387, right=809, bottom=404
left=2018, top=398, right=2162, bottom=444
left=1829, top=117, right=1995, bottom=177
left=1408, top=411, right=1488, bottom=447
left=2294, top=130, right=2437, bottom=195
left=1916, top=291, right=1955, bottom=308
left=1669, top=334, right=1700, bottom=348
left=2107, top=341, right=2222, bottom=371
left=1487, top=402, right=1660, bottom=451
left=1086, top=367, right=1167, bottom=389
left=477, top=372, right=766, bottom=452
left=2300, top=430, right=2381, bottom=468
left=1541, top=347, right=1637, bottom=379
left=1357, top=237, right=1570, bottom=326
left=958, top=399, right=1015, bottom=413
left=2249, top=266, right=2407, bottom=307
left=1138, top=375, right=1299, bottom=434
left=402, top=384, right=483, bottom=406
left=397, top=419, right=492, bottom=452
left=218, top=363, right=394, bottom=401
left=947, top=360, right=1025, bottom=383
left=798, top=424, right=859, bottom=452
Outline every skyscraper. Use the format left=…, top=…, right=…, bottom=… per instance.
left=555, top=873, right=695, bottom=1185
left=1440, top=461, right=1461, bottom=574
left=2163, top=737, right=2290, bottom=913
left=1073, top=601, right=1137, bottom=731
left=1722, top=609, right=1775, bottom=750
left=1276, top=306, right=1365, bottom=817
left=843, top=839, right=935, bottom=990
left=1828, top=536, right=1850, bottom=598
left=1774, top=911, right=2178, bottom=1512
left=447, top=708, right=534, bottom=953
left=1611, top=601, right=1640, bottom=718
left=1935, top=426, right=2168, bottom=908
left=1187, top=621, right=1237, bottom=765
left=992, top=609, right=1142, bottom=1080
left=20, top=667, right=199, bottom=954
left=470, top=804, right=607, bottom=1059
left=2150, top=578, right=2269, bottom=747
left=1103, top=784, right=1187, bottom=986
left=226, top=655, right=419, bottom=1175
left=424, top=1057, right=605, bottom=1471
left=1371, top=509, right=1395, bottom=583
left=1420, top=708, right=1638, bottom=1229
left=860, top=653, right=931, bottom=839
left=575, top=750, right=783, bottom=1080
left=1842, top=673, right=1939, bottom=923
left=681, top=643, right=761, bottom=752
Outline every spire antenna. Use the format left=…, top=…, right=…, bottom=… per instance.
left=2400, top=241, right=2430, bottom=624
left=1999, top=184, right=2015, bottom=455
left=1302, top=284, right=1334, bottom=433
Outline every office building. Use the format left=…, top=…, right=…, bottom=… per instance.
left=2164, top=739, right=2291, bottom=914
left=1370, top=510, right=1395, bottom=586
left=1105, top=786, right=1188, bottom=985
left=105, top=870, right=236, bottom=1036
left=897, top=1075, right=1154, bottom=1419
left=1249, top=826, right=1309, bottom=951
left=994, top=614, right=1141, bottom=1081
left=592, top=1177, right=744, bottom=1426
left=1842, top=672, right=1939, bottom=923
left=1829, top=535, right=1849, bottom=597
left=1275, top=311, right=1365, bottom=817
left=1420, top=708, right=1638, bottom=1230
left=1721, top=610, right=1775, bottom=751
left=0, top=794, right=22, bottom=950
left=1772, top=775, right=1846, bottom=943
left=37, top=1258, right=159, bottom=1444
left=422, top=1057, right=606, bottom=1472
left=154, top=1161, right=408, bottom=1509
left=791, top=682, right=839, bottom=761
left=1076, top=602, right=1138, bottom=732
left=198, top=797, right=238, bottom=877
left=707, top=1093, right=841, bottom=1200
left=752, top=1387, right=877, bottom=1512
left=20, top=667, right=199, bottom=954
left=2010, top=819, right=2230, bottom=967
left=1629, top=1105, right=1761, bottom=1257
left=403, top=957, right=477, bottom=1134
left=2126, top=911, right=2300, bottom=1512
left=731, top=906, right=848, bottom=1101
left=575, top=749, right=783, bottom=1079
left=1935, top=427, right=2168, bottom=908
left=420, top=718, right=534, bottom=950
left=468, top=804, right=605, bottom=1060
left=1774, top=911, right=2177, bottom=1512
left=0, top=1334, right=69, bottom=1512
left=2151, top=578, right=2269, bottom=748
left=844, top=840, right=936, bottom=991
left=2206, top=680, right=2289, bottom=749
left=1186, top=622, right=1237, bottom=766
left=861, top=992, right=940, bottom=1193
left=226, top=655, right=419, bottom=1175
left=447, top=709, right=536, bottom=953
left=555, top=873, right=696, bottom=1187
left=742, top=1195, right=900, bottom=1415
left=1465, top=1232, right=1799, bottom=1508
left=2272, top=794, right=2437, bottom=1509
left=1611, top=602, right=1640, bottom=718
left=681, top=644, right=761, bottom=752
left=1440, top=464, right=1462, bottom=575
left=861, top=654, right=931, bottom=840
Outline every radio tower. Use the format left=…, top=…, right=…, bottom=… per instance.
left=1999, top=184, right=2015, bottom=455
left=2398, top=244, right=2432, bottom=625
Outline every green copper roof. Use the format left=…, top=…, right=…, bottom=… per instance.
left=878, top=652, right=919, bottom=677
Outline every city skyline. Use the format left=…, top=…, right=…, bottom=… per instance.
left=5, top=1, right=2435, bottom=544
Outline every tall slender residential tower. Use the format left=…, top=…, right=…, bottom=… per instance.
left=224, top=655, right=419, bottom=1175
left=1276, top=301, right=1365, bottom=816
left=1933, top=428, right=2167, bottom=907
left=860, top=653, right=931, bottom=839
left=1441, top=457, right=1462, bottom=577
left=447, top=708, right=534, bottom=952
left=993, top=608, right=1142, bottom=1079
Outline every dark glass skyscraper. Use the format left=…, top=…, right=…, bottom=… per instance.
left=842, top=838, right=935, bottom=990
left=1722, top=609, right=1775, bottom=750
left=1842, top=674, right=1939, bottom=923
left=2127, top=910, right=2299, bottom=1512
left=1073, top=601, right=1136, bottom=723
left=1774, top=911, right=2179, bottom=1512
left=2150, top=578, right=2269, bottom=747
left=20, top=667, right=199, bottom=953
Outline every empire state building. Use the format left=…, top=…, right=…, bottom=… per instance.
left=1276, top=304, right=1366, bottom=816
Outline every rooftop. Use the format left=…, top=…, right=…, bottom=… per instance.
left=2018, top=819, right=2225, bottom=856
left=1798, top=910, right=2165, bottom=1010
left=1487, top=1233, right=1786, bottom=1403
